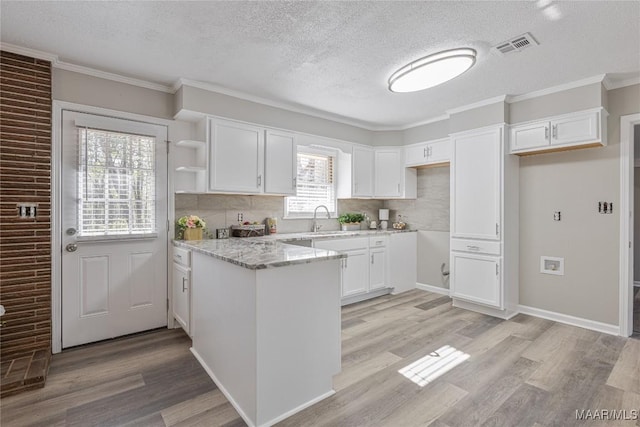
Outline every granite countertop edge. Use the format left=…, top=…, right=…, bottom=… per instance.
left=173, top=229, right=415, bottom=270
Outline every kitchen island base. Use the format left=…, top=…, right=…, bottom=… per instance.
left=191, top=252, right=341, bottom=427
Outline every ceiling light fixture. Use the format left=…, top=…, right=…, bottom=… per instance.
left=388, top=48, right=477, bottom=93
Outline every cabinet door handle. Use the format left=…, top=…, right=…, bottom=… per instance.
left=429, top=146, right=433, bottom=156
left=496, top=264, right=499, bottom=276
left=496, top=223, right=499, bottom=236
left=552, top=124, right=557, bottom=139
left=423, top=147, right=427, bottom=158
left=371, top=254, right=374, bottom=264
left=545, top=126, right=549, bottom=139
left=467, top=245, right=480, bottom=251
left=344, top=257, right=348, bottom=269
left=293, top=177, right=297, bottom=188
left=182, top=277, right=187, bottom=292
left=257, top=175, right=262, bottom=187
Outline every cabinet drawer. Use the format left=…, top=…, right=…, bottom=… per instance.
left=173, top=246, right=191, bottom=267
left=451, top=238, right=501, bottom=255
left=369, top=236, right=388, bottom=248
left=314, top=237, right=369, bottom=251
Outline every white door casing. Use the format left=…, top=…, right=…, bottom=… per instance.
left=60, top=110, right=168, bottom=348
left=620, top=114, right=640, bottom=337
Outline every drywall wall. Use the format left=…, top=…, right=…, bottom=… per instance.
left=519, top=83, right=640, bottom=326
left=371, top=130, right=403, bottom=146
left=509, top=82, right=603, bottom=123
left=385, top=167, right=450, bottom=287
left=52, top=68, right=174, bottom=119
left=403, top=119, right=449, bottom=145
left=174, top=194, right=383, bottom=236
left=178, top=84, right=374, bottom=145
left=449, top=102, right=506, bottom=134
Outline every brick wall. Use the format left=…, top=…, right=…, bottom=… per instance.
left=0, top=51, right=52, bottom=361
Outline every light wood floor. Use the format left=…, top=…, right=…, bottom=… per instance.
left=2, top=289, right=639, bottom=426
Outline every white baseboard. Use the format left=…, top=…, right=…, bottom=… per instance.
left=191, top=347, right=335, bottom=427
left=517, top=305, right=620, bottom=336
left=416, top=282, right=451, bottom=296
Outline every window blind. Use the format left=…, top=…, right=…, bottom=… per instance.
left=286, top=151, right=336, bottom=216
left=78, top=127, right=156, bottom=237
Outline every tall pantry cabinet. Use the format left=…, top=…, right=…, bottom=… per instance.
left=449, top=124, right=519, bottom=319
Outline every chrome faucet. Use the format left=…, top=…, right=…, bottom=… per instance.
left=312, top=205, right=331, bottom=232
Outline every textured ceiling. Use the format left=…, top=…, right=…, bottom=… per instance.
left=1, top=1, right=639, bottom=129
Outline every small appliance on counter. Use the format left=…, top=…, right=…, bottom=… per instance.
left=369, top=220, right=377, bottom=229
left=379, top=209, right=389, bottom=230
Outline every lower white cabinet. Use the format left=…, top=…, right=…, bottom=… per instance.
left=314, top=236, right=390, bottom=304
left=450, top=253, right=501, bottom=309
left=172, top=247, right=191, bottom=336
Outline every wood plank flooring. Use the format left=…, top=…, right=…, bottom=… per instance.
left=2, top=289, right=639, bottom=426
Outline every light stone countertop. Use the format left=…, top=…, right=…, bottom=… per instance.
left=174, top=229, right=416, bottom=270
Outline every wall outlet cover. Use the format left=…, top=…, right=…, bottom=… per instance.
left=540, top=256, right=564, bottom=275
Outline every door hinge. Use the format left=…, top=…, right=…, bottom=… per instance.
left=496, top=264, right=499, bottom=276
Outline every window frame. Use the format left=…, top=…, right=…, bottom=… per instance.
left=284, top=146, right=339, bottom=219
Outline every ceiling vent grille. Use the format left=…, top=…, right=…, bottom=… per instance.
left=492, top=33, right=538, bottom=55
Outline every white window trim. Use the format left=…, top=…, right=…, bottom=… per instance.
left=284, top=146, right=339, bottom=219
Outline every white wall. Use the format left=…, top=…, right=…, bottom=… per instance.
left=518, top=84, right=640, bottom=325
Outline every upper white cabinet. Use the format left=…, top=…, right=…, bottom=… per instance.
left=207, top=118, right=297, bottom=195
left=451, top=128, right=501, bottom=240
left=405, top=138, right=450, bottom=167
left=352, top=146, right=374, bottom=197
left=374, top=148, right=417, bottom=199
left=509, top=108, right=607, bottom=155
left=264, top=130, right=296, bottom=195
left=209, top=118, right=264, bottom=193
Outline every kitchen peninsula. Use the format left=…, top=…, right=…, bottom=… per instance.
left=174, top=238, right=345, bottom=427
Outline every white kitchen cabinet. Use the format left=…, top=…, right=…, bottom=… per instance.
left=314, top=236, right=395, bottom=304
left=172, top=246, right=192, bottom=335
left=374, top=148, right=417, bottom=199
left=264, top=129, right=296, bottom=195
left=451, top=253, right=501, bottom=309
left=209, top=118, right=264, bottom=193
left=451, top=127, right=501, bottom=241
left=405, top=138, right=450, bottom=167
left=388, top=232, right=417, bottom=294
left=450, top=124, right=519, bottom=319
left=369, top=237, right=388, bottom=291
left=509, top=108, right=606, bottom=155
left=352, top=146, right=374, bottom=197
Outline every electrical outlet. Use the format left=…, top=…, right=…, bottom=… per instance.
left=237, top=212, right=243, bottom=222
left=17, top=203, right=37, bottom=218
left=553, top=211, right=561, bottom=221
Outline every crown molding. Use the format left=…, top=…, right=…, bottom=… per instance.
left=0, top=42, right=58, bottom=62
left=603, top=74, right=640, bottom=91
left=506, top=74, right=606, bottom=104
left=446, top=95, right=508, bottom=115
left=397, top=114, right=450, bottom=130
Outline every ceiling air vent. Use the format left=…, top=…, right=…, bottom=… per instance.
left=492, top=33, right=538, bottom=56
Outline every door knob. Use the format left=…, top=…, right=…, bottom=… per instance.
left=66, top=228, right=77, bottom=236
left=66, top=243, right=78, bottom=252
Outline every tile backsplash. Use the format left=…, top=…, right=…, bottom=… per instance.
left=175, top=166, right=450, bottom=237
left=175, top=194, right=384, bottom=236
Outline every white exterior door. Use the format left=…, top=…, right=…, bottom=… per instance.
left=61, top=111, right=168, bottom=348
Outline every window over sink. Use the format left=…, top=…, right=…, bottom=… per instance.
left=284, top=147, right=337, bottom=218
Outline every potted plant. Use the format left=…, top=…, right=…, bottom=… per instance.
left=177, top=215, right=206, bottom=240
left=337, top=213, right=365, bottom=231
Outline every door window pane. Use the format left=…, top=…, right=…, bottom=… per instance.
left=78, top=128, right=156, bottom=236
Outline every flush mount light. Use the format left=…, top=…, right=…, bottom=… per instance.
left=388, top=48, right=477, bottom=93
